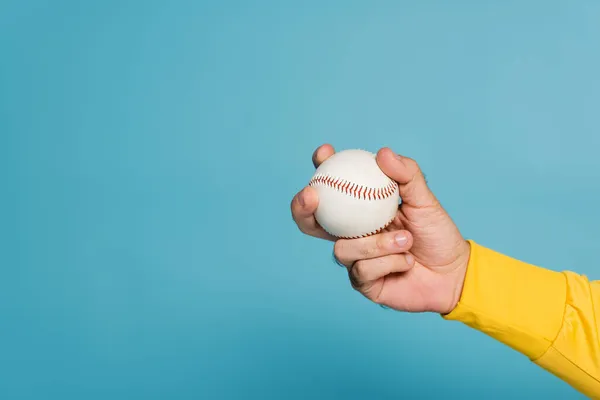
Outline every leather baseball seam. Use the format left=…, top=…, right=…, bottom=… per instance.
left=308, top=174, right=399, bottom=239
left=308, top=174, right=398, bottom=200
left=333, top=215, right=396, bottom=239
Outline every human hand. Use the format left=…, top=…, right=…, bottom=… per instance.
left=291, top=144, right=471, bottom=314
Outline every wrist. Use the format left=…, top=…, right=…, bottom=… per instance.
left=440, top=240, right=471, bottom=314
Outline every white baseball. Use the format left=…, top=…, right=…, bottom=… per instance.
left=309, top=149, right=400, bottom=239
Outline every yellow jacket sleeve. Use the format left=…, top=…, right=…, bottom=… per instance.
left=444, top=240, right=600, bottom=398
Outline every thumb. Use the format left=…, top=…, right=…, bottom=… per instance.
left=376, top=148, right=438, bottom=208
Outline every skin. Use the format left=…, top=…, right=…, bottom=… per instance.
left=291, top=144, right=472, bottom=314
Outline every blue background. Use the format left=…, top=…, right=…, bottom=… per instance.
left=1, top=1, right=597, bottom=398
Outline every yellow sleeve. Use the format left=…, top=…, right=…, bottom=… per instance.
left=443, top=240, right=600, bottom=398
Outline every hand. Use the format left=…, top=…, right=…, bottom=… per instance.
left=291, top=144, right=471, bottom=314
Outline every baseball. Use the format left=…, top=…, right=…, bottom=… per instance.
left=309, top=149, right=400, bottom=239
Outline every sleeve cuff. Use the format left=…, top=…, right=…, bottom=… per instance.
left=443, top=240, right=567, bottom=359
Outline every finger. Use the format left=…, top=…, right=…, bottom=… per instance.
left=291, top=186, right=337, bottom=240
left=376, top=147, right=439, bottom=208
left=349, top=253, right=416, bottom=290
left=312, top=144, right=335, bottom=168
left=333, top=230, right=413, bottom=267
left=290, top=144, right=336, bottom=241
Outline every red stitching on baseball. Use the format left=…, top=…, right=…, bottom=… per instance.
left=335, top=215, right=395, bottom=239
left=309, top=174, right=398, bottom=201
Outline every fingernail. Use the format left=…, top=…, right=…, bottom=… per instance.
left=395, top=233, right=408, bottom=246
left=405, top=253, right=415, bottom=266
left=298, top=191, right=306, bottom=207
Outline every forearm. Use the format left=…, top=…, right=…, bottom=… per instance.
left=444, top=241, right=600, bottom=398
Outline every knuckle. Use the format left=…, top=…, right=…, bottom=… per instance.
left=359, top=245, right=371, bottom=259
left=404, top=158, right=424, bottom=181
left=360, top=239, right=379, bottom=259
left=333, top=240, right=347, bottom=260
left=375, top=235, right=387, bottom=252
left=291, top=193, right=302, bottom=212
left=403, top=156, right=420, bottom=171
left=353, top=261, right=369, bottom=282
left=359, top=235, right=386, bottom=259
left=290, top=200, right=299, bottom=220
